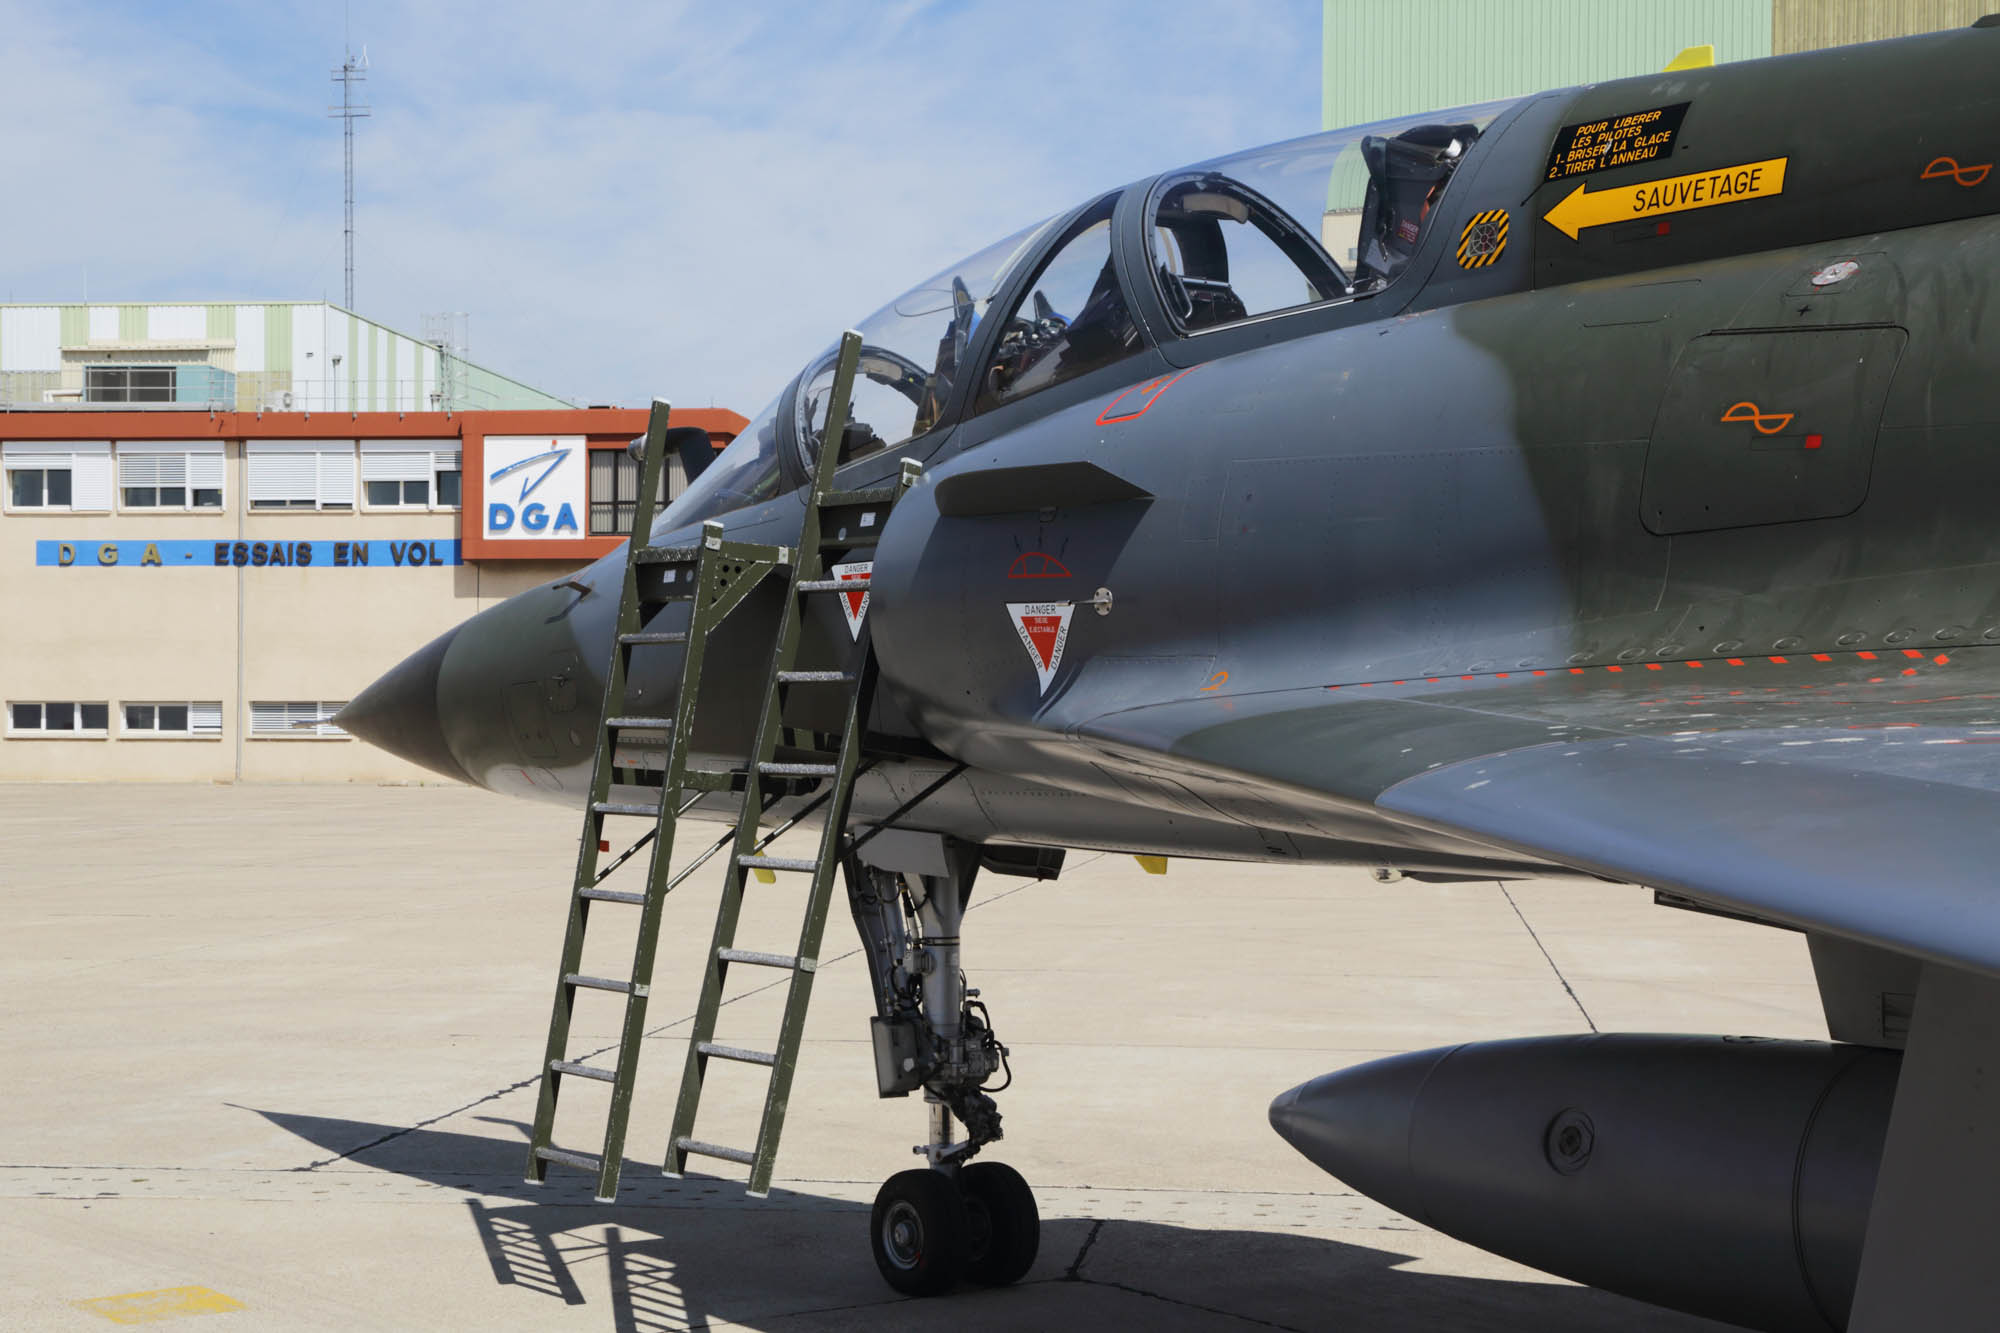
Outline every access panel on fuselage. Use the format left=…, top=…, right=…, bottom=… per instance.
left=1641, top=327, right=1905, bottom=535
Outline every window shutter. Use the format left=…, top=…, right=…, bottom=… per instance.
left=433, top=446, right=461, bottom=472
left=69, top=443, right=112, bottom=511
left=187, top=448, right=225, bottom=492
left=248, top=444, right=316, bottom=503
left=190, top=701, right=222, bottom=737
left=119, top=452, right=161, bottom=487
left=359, top=447, right=430, bottom=483
left=318, top=702, right=349, bottom=738
left=317, top=448, right=355, bottom=507
left=249, top=701, right=288, bottom=735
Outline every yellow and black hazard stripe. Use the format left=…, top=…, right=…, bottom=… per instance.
left=1457, top=209, right=1509, bottom=268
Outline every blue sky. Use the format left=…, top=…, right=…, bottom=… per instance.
left=2, top=1, right=1321, bottom=413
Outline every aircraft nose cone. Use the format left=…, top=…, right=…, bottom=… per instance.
left=337, top=623, right=473, bottom=784
left=1269, top=1044, right=1459, bottom=1221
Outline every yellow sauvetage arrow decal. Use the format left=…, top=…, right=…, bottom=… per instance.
left=1544, top=157, right=1788, bottom=241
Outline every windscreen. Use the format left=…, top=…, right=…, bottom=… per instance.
left=651, top=392, right=784, bottom=535
left=795, top=214, right=1059, bottom=462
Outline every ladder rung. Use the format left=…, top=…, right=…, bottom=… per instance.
left=718, top=947, right=811, bottom=971
left=696, top=1041, right=776, bottom=1067
left=776, top=670, right=853, bottom=684
left=593, top=800, right=662, bottom=817
left=758, top=762, right=837, bottom=777
left=606, top=716, right=673, bottom=730
left=796, top=578, right=865, bottom=592
left=820, top=487, right=897, bottom=507
left=534, top=1145, right=602, bottom=1172
left=551, top=1059, right=618, bottom=1083
left=565, top=973, right=645, bottom=996
left=633, top=545, right=700, bottom=565
left=579, top=886, right=646, bottom=905
left=740, top=855, right=816, bottom=872
left=675, top=1137, right=758, bottom=1167
left=620, top=631, right=687, bottom=645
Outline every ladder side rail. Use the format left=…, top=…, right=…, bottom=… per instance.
left=662, top=569, right=810, bottom=1176
left=743, top=452, right=921, bottom=1195
left=527, top=399, right=678, bottom=1184
left=664, top=332, right=864, bottom=1179
left=592, top=523, right=735, bottom=1198
left=746, top=647, right=881, bottom=1196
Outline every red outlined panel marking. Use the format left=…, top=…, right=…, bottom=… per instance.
left=1096, top=369, right=1195, bottom=426
left=1007, top=551, right=1072, bottom=579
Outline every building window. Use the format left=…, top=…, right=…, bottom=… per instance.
left=588, top=449, right=681, bottom=535
left=123, top=702, right=223, bottom=739
left=3, top=442, right=113, bottom=512
left=86, top=365, right=176, bottom=404
left=118, top=443, right=225, bottom=510
left=248, top=701, right=349, bottom=739
left=360, top=441, right=462, bottom=510
left=8, top=701, right=110, bottom=737
left=247, top=441, right=355, bottom=511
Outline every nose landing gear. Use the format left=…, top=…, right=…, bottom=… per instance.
left=848, top=838, right=1042, bottom=1294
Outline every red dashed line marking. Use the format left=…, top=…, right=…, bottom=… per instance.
left=1317, top=644, right=1980, bottom=693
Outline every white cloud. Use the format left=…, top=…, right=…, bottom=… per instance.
left=0, top=0, right=1319, bottom=413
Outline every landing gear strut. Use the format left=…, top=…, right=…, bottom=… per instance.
left=848, top=836, right=1040, bottom=1294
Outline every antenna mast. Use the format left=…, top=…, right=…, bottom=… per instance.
left=329, top=43, right=370, bottom=310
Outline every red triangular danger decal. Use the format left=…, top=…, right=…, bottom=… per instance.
left=831, top=561, right=871, bottom=640
left=1006, top=601, right=1075, bottom=694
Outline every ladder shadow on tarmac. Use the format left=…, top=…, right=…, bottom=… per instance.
left=248, top=1107, right=1732, bottom=1331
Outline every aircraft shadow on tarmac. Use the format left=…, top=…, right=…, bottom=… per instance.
left=251, top=1108, right=1727, bottom=1332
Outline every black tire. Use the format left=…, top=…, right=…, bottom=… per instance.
left=960, top=1160, right=1040, bottom=1286
left=870, top=1168, right=969, bottom=1296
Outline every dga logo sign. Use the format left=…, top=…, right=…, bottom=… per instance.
left=484, top=436, right=584, bottom=539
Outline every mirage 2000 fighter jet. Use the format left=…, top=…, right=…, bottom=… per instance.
left=342, top=21, right=2000, bottom=1330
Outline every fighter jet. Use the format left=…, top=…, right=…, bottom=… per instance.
left=342, top=20, right=2000, bottom=1330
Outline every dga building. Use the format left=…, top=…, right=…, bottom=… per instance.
left=0, top=300, right=742, bottom=782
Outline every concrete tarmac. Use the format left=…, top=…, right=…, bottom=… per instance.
left=0, top=784, right=1822, bottom=1330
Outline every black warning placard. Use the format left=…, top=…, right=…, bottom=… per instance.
left=1544, top=102, right=1690, bottom=181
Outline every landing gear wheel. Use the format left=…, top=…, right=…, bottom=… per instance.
left=960, top=1160, right=1040, bottom=1286
left=871, top=1169, right=969, bottom=1296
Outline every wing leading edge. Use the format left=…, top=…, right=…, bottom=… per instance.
left=1078, top=646, right=2000, bottom=977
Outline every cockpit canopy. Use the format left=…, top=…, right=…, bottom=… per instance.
left=656, top=97, right=1518, bottom=535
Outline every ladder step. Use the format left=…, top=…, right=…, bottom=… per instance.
left=758, top=762, right=838, bottom=777
left=740, top=855, right=817, bottom=872
left=820, top=486, right=898, bottom=507
left=551, top=1059, right=618, bottom=1083
left=593, top=800, right=662, bottom=817
left=633, top=545, right=700, bottom=565
left=534, top=1145, right=602, bottom=1173
left=674, top=1137, right=758, bottom=1167
left=620, top=631, right=687, bottom=645
left=718, top=947, right=811, bottom=971
left=579, top=886, right=646, bottom=905
left=696, top=1041, right=776, bottom=1067
left=606, top=716, right=674, bottom=730
left=797, top=578, right=868, bottom=593
left=565, top=973, right=645, bottom=996
left=775, top=670, right=854, bottom=684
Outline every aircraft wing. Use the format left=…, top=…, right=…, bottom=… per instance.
left=1078, top=647, right=2000, bottom=975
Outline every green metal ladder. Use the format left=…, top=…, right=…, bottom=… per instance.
left=526, top=332, right=917, bottom=1200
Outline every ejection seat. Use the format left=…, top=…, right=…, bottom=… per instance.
left=1354, top=122, right=1480, bottom=289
